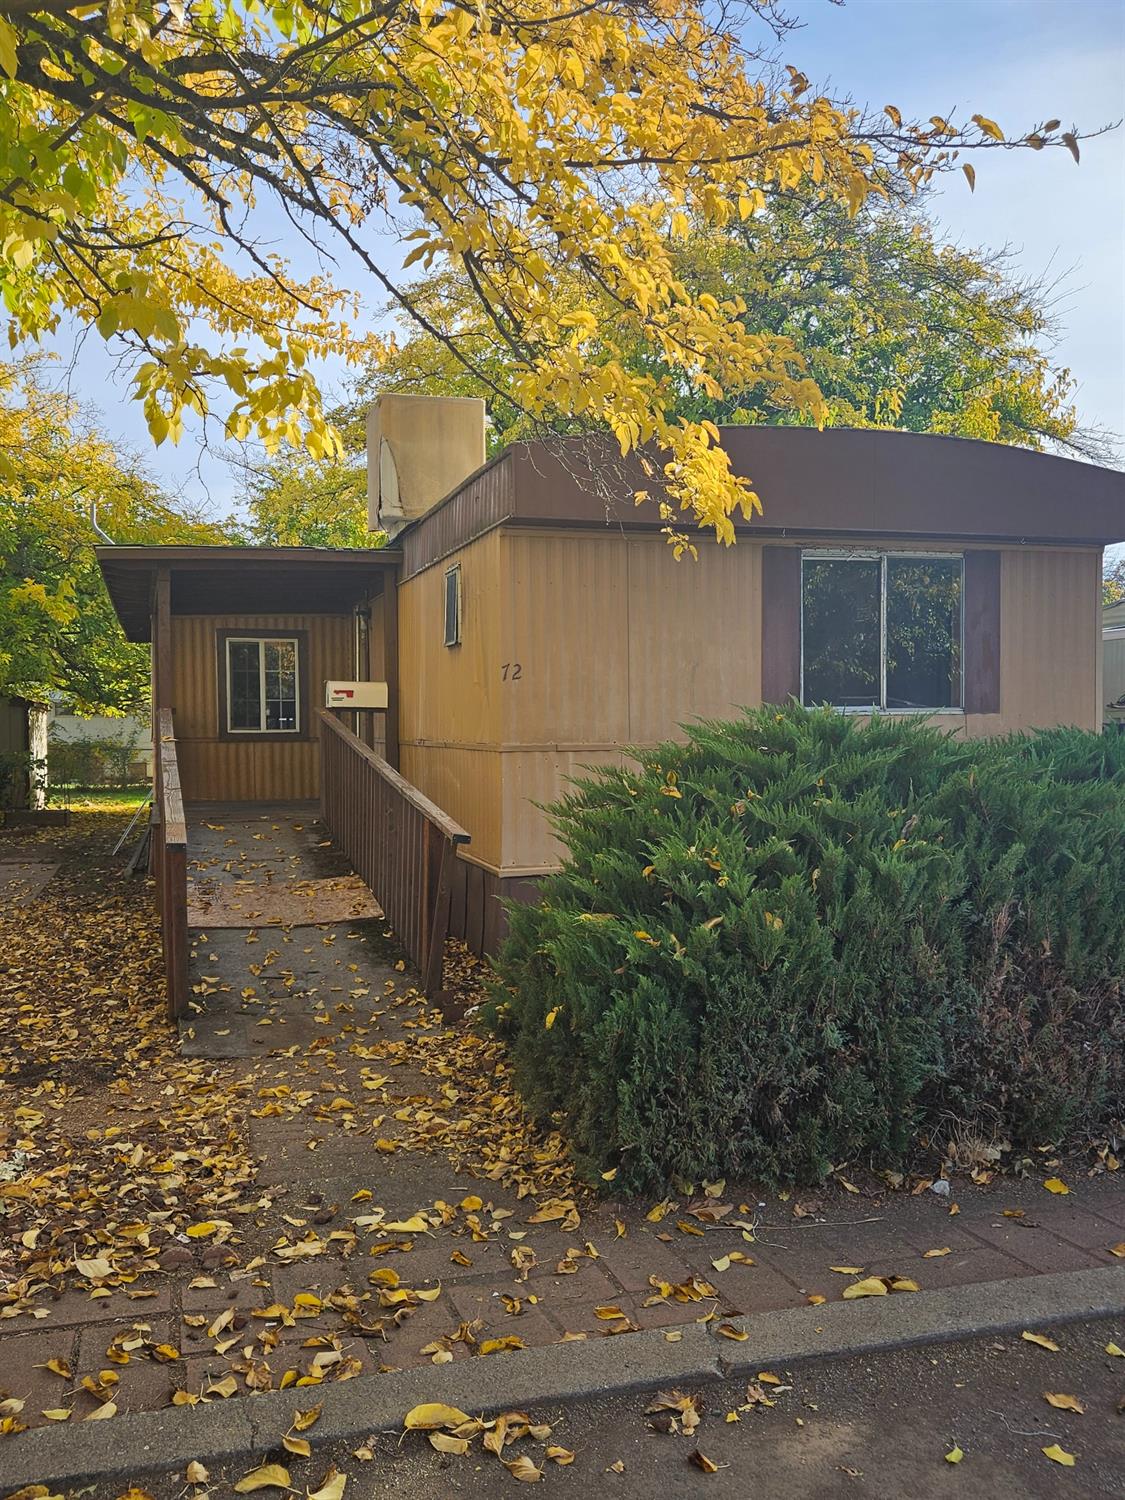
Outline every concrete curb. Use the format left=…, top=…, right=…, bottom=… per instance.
left=8, top=1264, right=1123, bottom=1489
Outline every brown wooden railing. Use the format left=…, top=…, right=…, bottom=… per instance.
left=152, top=707, right=189, bottom=1020
left=319, top=709, right=470, bottom=997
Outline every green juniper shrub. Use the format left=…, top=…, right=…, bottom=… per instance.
left=489, top=705, right=1125, bottom=1192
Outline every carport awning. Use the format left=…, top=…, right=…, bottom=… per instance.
left=97, top=545, right=401, bottom=642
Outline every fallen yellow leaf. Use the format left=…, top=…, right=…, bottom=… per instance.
left=307, top=1469, right=347, bottom=1500
left=1106, top=1342, right=1124, bottom=1357
left=403, top=1402, right=471, bottom=1430
left=842, top=1276, right=888, bottom=1299
left=428, top=1432, right=469, bottom=1456
left=923, top=1248, right=951, bottom=1259
left=1042, top=1177, right=1070, bottom=1195
left=1022, top=1331, right=1060, bottom=1351
left=503, top=1454, right=544, bottom=1482
left=1041, top=1444, right=1075, bottom=1467
left=1044, top=1393, right=1085, bottom=1414
left=689, top=1449, right=719, bottom=1474
left=233, top=1463, right=292, bottom=1493
left=945, top=1446, right=963, bottom=1464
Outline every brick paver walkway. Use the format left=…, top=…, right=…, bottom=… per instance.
left=2, top=807, right=1122, bottom=1439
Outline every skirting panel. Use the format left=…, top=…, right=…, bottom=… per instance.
left=447, top=856, right=542, bottom=957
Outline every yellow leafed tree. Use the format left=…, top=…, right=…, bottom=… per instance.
left=0, top=2, right=1087, bottom=546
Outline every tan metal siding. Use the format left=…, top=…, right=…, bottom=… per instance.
left=397, top=531, right=505, bottom=866
left=626, top=536, right=761, bottom=740
left=499, top=746, right=629, bottom=873
left=398, top=529, right=502, bottom=750
left=399, top=744, right=503, bottom=870
left=503, top=532, right=630, bottom=746
left=170, top=614, right=354, bottom=801
left=992, top=549, right=1101, bottom=732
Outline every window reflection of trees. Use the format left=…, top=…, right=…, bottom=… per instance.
left=801, top=555, right=962, bottom=711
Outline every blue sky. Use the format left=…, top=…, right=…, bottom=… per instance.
left=45, top=0, right=1125, bottom=520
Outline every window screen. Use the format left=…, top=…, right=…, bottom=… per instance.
left=444, top=565, right=461, bottom=647
left=225, top=638, right=300, bottom=732
left=801, top=553, right=963, bottom=712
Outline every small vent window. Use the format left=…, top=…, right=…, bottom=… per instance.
left=443, top=564, right=462, bottom=647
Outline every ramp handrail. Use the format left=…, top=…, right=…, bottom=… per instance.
left=153, top=707, right=189, bottom=1020
left=318, top=709, right=470, bottom=998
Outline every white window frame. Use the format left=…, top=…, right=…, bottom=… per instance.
left=799, top=549, right=965, bottom=714
left=225, top=636, right=301, bottom=734
left=443, top=564, right=462, bottom=648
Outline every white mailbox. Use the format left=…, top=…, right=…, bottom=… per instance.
left=325, top=680, right=389, bottom=710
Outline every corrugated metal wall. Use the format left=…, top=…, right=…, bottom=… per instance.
left=395, top=528, right=1104, bottom=880
left=397, top=530, right=504, bottom=867
left=988, top=548, right=1101, bottom=733
left=497, top=531, right=763, bottom=872
left=170, top=613, right=355, bottom=801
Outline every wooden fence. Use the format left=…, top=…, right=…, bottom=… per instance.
left=319, top=709, right=470, bottom=997
left=152, top=707, right=189, bottom=1020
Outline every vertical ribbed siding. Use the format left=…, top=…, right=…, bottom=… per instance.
left=170, top=613, right=355, bottom=801
left=998, top=548, right=1101, bottom=731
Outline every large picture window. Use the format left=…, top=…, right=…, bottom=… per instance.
left=224, top=636, right=301, bottom=733
left=801, top=552, right=963, bottom=711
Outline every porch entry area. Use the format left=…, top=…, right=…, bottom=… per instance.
left=108, top=545, right=472, bottom=1022
left=153, top=708, right=470, bottom=1024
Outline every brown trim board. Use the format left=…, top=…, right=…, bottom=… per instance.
left=399, top=428, right=1124, bottom=576
left=963, top=550, right=1002, bottom=715
left=760, top=546, right=802, bottom=704
left=447, top=857, right=542, bottom=957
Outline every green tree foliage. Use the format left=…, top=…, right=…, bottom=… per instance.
left=1, top=359, right=223, bottom=710
left=492, top=706, right=1125, bottom=1191
left=1, top=2, right=1083, bottom=546
left=1104, top=556, right=1125, bottom=606
left=235, top=450, right=378, bottom=550
left=351, top=196, right=1106, bottom=462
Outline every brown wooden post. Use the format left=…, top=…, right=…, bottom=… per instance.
left=382, top=574, right=400, bottom=770
left=151, top=566, right=171, bottom=877
left=164, top=843, right=188, bottom=1019
left=153, top=566, right=172, bottom=714
left=422, top=836, right=456, bottom=1001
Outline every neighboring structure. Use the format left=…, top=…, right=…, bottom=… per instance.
left=98, top=399, right=1125, bottom=953
left=48, top=705, right=153, bottom=783
left=0, top=696, right=48, bottom=810
left=1104, top=593, right=1125, bottom=725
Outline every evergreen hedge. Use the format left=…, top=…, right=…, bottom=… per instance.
left=491, top=706, right=1125, bottom=1192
